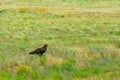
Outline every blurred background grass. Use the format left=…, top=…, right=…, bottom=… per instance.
left=0, top=0, right=120, bottom=80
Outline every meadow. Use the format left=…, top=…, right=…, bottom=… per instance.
left=0, top=0, right=120, bottom=80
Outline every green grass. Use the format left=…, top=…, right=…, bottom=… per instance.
left=0, top=0, right=120, bottom=80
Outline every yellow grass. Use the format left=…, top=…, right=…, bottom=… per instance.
left=7, top=65, right=33, bottom=73
left=47, top=57, right=63, bottom=65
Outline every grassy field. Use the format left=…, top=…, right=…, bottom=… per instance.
left=0, top=0, right=120, bottom=80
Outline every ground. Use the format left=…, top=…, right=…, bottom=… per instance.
left=0, top=0, right=120, bottom=80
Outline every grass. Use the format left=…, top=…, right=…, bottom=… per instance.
left=0, top=0, right=120, bottom=80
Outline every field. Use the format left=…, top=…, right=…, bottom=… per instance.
left=0, top=0, right=120, bottom=80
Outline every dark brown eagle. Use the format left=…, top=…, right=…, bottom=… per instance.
left=29, top=44, right=48, bottom=56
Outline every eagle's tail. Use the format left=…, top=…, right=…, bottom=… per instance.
left=29, top=51, right=36, bottom=54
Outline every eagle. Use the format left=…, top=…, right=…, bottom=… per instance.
left=29, top=44, right=48, bottom=56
